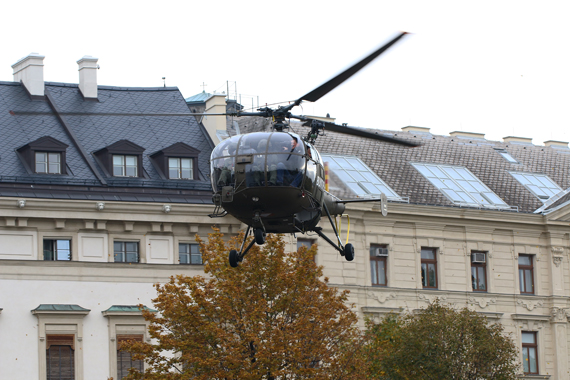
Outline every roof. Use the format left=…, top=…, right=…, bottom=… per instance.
left=31, top=304, right=90, bottom=313
left=305, top=124, right=570, bottom=214
left=0, top=81, right=214, bottom=203
left=102, top=305, right=156, bottom=313
left=185, top=91, right=212, bottom=103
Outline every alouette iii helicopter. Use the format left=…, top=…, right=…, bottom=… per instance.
left=208, top=32, right=419, bottom=267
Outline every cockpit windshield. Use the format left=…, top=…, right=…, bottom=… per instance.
left=210, top=132, right=308, bottom=191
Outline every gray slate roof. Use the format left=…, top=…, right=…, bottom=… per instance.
left=0, top=81, right=214, bottom=203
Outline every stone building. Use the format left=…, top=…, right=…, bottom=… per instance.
left=2, top=52, right=570, bottom=379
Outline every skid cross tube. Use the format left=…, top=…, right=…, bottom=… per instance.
left=323, top=202, right=344, bottom=251
left=237, top=226, right=256, bottom=262
left=311, top=203, right=345, bottom=255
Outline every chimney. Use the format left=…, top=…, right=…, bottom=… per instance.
left=203, top=93, right=227, bottom=144
left=402, top=126, right=430, bottom=134
left=12, top=53, right=45, bottom=97
left=449, top=131, right=485, bottom=140
left=503, top=136, right=533, bottom=145
left=77, top=56, right=98, bottom=99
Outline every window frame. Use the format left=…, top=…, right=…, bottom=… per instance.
left=35, top=151, right=62, bottom=174
left=32, top=305, right=89, bottom=380
left=116, top=334, right=144, bottom=379
left=521, top=331, right=539, bottom=375
left=470, top=251, right=487, bottom=292
left=421, top=247, right=438, bottom=289
left=518, top=254, right=535, bottom=295
left=43, top=239, right=72, bottom=261
left=509, top=171, right=563, bottom=202
left=46, top=334, right=75, bottom=380
left=112, top=154, right=139, bottom=177
left=321, top=154, right=402, bottom=200
left=102, top=306, right=154, bottom=380
left=297, top=238, right=317, bottom=262
left=178, top=243, right=202, bottom=265
left=114, top=241, right=140, bottom=263
left=168, top=157, right=194, bottom=180
left=412, top=163, right=508, bottom=208
left=370, top=244, right=388, bottom=287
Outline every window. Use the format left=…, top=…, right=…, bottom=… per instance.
left=32, top=304, right=89, bottom=380
left=36, top=152, right=62, bottom=174
left=150, top=142, right=200, bottom=180
left=179, top=243, right=202, bottom=264
left=521, top=332, right=538, bottom=375
left=519, top=254, right=534, bottom=294
left=321, top=154, right=402, bottom=199
left=471, top=251, right=487, bottom=292
left=117, top=335, right=144, bottom=379
left=113, top=155, right=138, bottom=177
left=114, top=242, right=139, bottom=263
left=297, top=238, right=315, bottom=251
left=169, top=157, right=193, bottom=179
left=16, top=136, right=68, bottom=175
left=93, top=139, right=145, bottom=178
left=510, top=172, right=562, bottom=201
left=421, top=248, right=437, bottom=289
left=412, top=163, right=508, bottom=208
left=44, top=239, right=71, bottom=261
left=494, top=148, right=518, bottom=163
left=46, top=334, right=75, bottom=380
left=370, top=245, right=388, bottom=286
left=103, top=305, right=154, bottom=380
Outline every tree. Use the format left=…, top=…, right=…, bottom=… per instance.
left=122, top=230, right=364, bottom=379
left=364, top=301, right=519, bottom=380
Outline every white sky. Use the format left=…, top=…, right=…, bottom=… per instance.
left=2, top=0, right=570, bottom=144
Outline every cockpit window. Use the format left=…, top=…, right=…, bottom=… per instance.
left=237, top=134, right=267, bottom=155
left=267, top=133, right=304, bottom=155
left=211, top=135, right=239, bottom=159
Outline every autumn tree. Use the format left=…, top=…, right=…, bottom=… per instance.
left=364, top=301, right=519, bottom=380
left=122, top=230, right=364, bottom=379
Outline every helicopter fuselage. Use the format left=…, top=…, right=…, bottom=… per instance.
left=210, top=132, right=331, bottom=233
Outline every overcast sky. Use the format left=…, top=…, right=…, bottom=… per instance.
left=2, top=0, right=569, bottom=145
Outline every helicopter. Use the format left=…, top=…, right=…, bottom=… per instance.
left=208, top=32, right=419, bottom=267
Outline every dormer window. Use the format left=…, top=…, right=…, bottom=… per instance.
left=113, top=155, right=138, bottom=177
left=150, top=142, right=200, bottom=180
left=93, top=140, right=145, bottom=178
left=17, top=136, right=68, bottom=175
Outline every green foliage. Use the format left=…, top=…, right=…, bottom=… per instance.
left=364, top=301, right=519, bottom=380
left=121, top=230, right=364, bottom=379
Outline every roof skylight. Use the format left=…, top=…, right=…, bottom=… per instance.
left=509, top=172, right=562, bottom=201
left=321, top=154, right=401, bottom=200
left=494, top=148, right=518, bottom=164
left=412, top=163, right=508, bottom=208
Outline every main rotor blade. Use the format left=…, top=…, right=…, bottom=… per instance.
left=9, top=111, right=230, bottom=117
left=321, top=121, right=419, bottom=147
left=296, top=32, right=409, bottom=104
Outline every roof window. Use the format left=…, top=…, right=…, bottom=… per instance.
left=321, top=154, right=402, bottom=200
left=494, top=148, right=518, bottom=164
left=509, top=172, right=562, bottom=201
left=412, top=163, right=508, bottom=208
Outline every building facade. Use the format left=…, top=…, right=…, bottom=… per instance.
left=2, top=52, right=570, bottom=379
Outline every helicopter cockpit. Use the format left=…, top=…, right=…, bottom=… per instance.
left=210, top=132, right=324, bottom=196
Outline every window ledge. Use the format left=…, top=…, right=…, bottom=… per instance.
left=31, top=304, right=90, bottom=315
left=517, top=374, right=551, bottom=379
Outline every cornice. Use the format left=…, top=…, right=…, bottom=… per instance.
left=352, top=202, right=544, bottom=226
